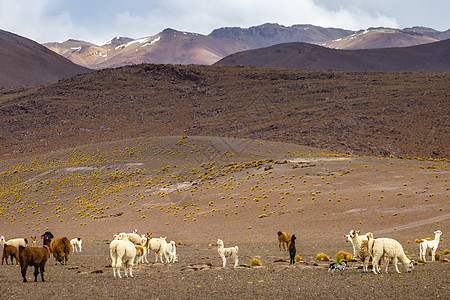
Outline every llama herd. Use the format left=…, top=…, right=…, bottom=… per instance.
left=0, top=228, right=444, bottom=281
left=110, top=231, right=179, bottom=278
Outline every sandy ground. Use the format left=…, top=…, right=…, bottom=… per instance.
left=0, top=136, right=449, bottom=299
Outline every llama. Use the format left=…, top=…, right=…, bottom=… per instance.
left=149, top=237, right=167, bottom=263
left=368, top=237, right=414, bottom=274
left=18, top=245, right=49, bottom=282
left=41, top=232, right=71, bottom=265
left=162, top=240, right=178, bottom=263
left=134, top=245, right=144, bottom=270
left=166, top=240, right=178, bottom=263
left=277, top=231, right=292, bottom=251
left=2, top=244, right=19, bottom=265
left=217, top=239, right=239, bottom=268
left=70, top=238, right=82, bottom=252
left=141, top=233, right=152, bottom=264
left=114, top=232, right=142, bottom=245
left=345, top=230, right=373, bottom=256
left=289, top=235, right=297, bottom=264
left=135, top=236, right=150, bottom=268
left=0, top=235, right=28, bottom=249
left=419, top=230, right=442, bottom=262
left=31, top=236, right=36, bottom=247
left=345, top=230, right=374, bottom=273
left=110, top=239, right=136, bottom=278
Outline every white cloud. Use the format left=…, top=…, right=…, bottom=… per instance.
left=1, top=0, right=447, bottom=44
left=0, top=0, right=93, bottom=43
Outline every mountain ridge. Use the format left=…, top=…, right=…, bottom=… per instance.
left=43, top=23, right=449, bottom=69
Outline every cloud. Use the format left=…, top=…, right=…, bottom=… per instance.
left=1, top=0, right=447, bottom=44
left=0, top=0, right=92, bottom=43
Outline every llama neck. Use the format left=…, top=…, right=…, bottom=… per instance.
left=144, top=237, right=150, bottom=248
left=434, top=234, right=441, bottom=243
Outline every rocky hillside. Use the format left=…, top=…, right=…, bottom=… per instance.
left=1, top=64, right=448, bottom=160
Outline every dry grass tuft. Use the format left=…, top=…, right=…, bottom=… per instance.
left=336, top=251, right=353, bottom=263
left=251, top=258, right=262, bottom=267
left=295, top=255, right=301, bottom=262
left=316, top=253, right=330, bottom=261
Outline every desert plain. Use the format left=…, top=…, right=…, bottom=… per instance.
left=0, top=135, right=448, bottom=299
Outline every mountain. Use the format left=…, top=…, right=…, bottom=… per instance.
left=322, top=27, right=450, bottom=49
left=42, top=24, right=449, bottom=69
left=42, top=24, right=357, bottom=69
left=209, top=23, right=355, bottom=48
left=215, top=39, right=450, bottom=72
left=45, top=29, right=245, bottom=69
left=0, top=30, right=90, bottom=89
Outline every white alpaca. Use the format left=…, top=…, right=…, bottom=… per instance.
left=0, top=235, right=28, bottom=249
left=345, top=230, right=374, bottom=273
left=70, top=238, right=82, bottom=252
left=149, top=237, right=167, bottom=263
left=345, top=230, right=373, bottom=257
left=368, top=237, right=414, bottom=274
left=419, top=230, right=442, bottom=262
left=217, top=239, right=239, bottom=268
left=163, top=240, right=178, bottom=263
left=113, top=232, right=142, bottom=245
left=110, top=240, right=136, bottom=278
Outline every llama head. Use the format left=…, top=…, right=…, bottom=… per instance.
left=406, top=260, right=414, bottom=273
left=434, top=230, right=442, bottom=236
left=277, top=231, right=282, bottom=236
left=348, top=230, right=357, bottom=238
left=291, top=235, right=296, bottom=242
left=41, top=231, right=54, bottom=240
left=217, top=239, right=224, bottom=246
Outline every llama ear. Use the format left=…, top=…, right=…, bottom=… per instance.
left=356, top=230, right=360, bottom=234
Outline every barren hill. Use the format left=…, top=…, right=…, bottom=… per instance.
left=1, top=64, right=448, bottom=161
left=322, top=27, right=450, bottom=50
left=0, top=30, right=91, bottom=88
left=215, top=39, right=450, bottom=72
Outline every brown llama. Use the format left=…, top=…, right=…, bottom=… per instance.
left=277, top=231, right=292, bottom=251
left=18, top=245, right=49, bottom=282
left=41, top=231, right=71, bottom=265
left=2, top=244, right=19, bottom=265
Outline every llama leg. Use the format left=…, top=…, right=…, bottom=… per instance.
left=392, top=257, right=400, bottom=273
left=21, top=265, right=28, bottom=282
left=372, top=255, right=379, bottom=274
left=116, top=258, right=122, bottom=278
left=234, top=255, right=238, bottom=268
left=431, top=249, right=436, bottom=262
left=221, top=255, right=226, bottom=267
left=40, top=264, right=45, bottom=282
left=34, top=265, right=39, bottom=282
left=129, top=262, right=134, bottom=278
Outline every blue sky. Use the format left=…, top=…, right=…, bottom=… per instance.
left=1, top=0, right=448, bottom=44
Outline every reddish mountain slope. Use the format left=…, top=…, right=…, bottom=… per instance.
left=215, top=39, right=450, bottom=72
left=0, top=30, right=90, bottom=88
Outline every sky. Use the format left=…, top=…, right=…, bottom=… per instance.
left=1, top=0, right=449, bottom=44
